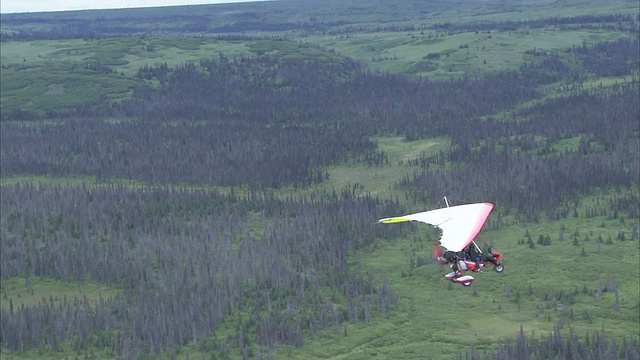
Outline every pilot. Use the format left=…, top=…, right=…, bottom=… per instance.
left=466, top=243, right=482, bottom=271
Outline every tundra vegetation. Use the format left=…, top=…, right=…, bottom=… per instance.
left=0, top=0, right=638, bottom=359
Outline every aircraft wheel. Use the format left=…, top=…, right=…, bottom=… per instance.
left=494, top=263, right=504, bottom=272
left=462, top=281, right=472, bottom=287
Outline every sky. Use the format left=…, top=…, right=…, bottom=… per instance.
left=1, top=0, right=264, bottom=14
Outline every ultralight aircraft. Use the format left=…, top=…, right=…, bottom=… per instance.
left=378, top=197, right=503, bottom=286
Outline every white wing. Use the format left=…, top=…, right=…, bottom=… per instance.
left=379, top=202, right=494, bottom=252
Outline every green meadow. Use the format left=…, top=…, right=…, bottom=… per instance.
left=2, top=0, right=637, bottom=114
left=2, top=25, right=634, bottom=112
left=309, top=27, right=634, bottom=78
left=1, top=276, right=118, bottom=312
left=0, top=37, right=348, bottom=112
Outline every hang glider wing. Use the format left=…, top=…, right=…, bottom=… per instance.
left=379, top=202, right=494, bottom=252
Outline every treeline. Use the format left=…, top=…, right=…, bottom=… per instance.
left=568, top=37, right=640, bottom=77
left=1, top=4, right=635, bottom=41
left=403, top=83, right=639, bottom=219
left=117, top=55, right=540, bottom=132
left=428, top=13, right=638, bottom=34
left=332, top=13, right=638, bottom=36
left=3, top=38, right=638, bottom=212
left=0, top=183, right=403, bottom=357
left=460, top=323, right=639, bottom=360
left=0, top=119, right=378, bottom=188
left=0, top=55, right=542, bottom=190
left=522, top=37, right=640, bottom=80
left=394, top=33, right=640, bottom=218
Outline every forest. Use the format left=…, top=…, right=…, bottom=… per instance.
left=1, top=0, right=639, bottom=359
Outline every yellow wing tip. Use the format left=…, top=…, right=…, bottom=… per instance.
left=379, top=217, right=410, bottom=224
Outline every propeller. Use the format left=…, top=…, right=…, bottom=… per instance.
left=433, top=241, right=443, bottom=270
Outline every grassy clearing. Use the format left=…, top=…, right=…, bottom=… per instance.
left=313, top=137, right=449, bottom=203
left=0, top=37, right=342, bottom=112
left=309, top=27, right=633, bottom=79
left=0, top=174, right=137, bottom=187
left=0, top=136, right=448, bottom=206
left=300, top=0, right=637, bottom=78
left=0, top=275, right=119, bottom=311
left=3, top=0, right=637, bottom=113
